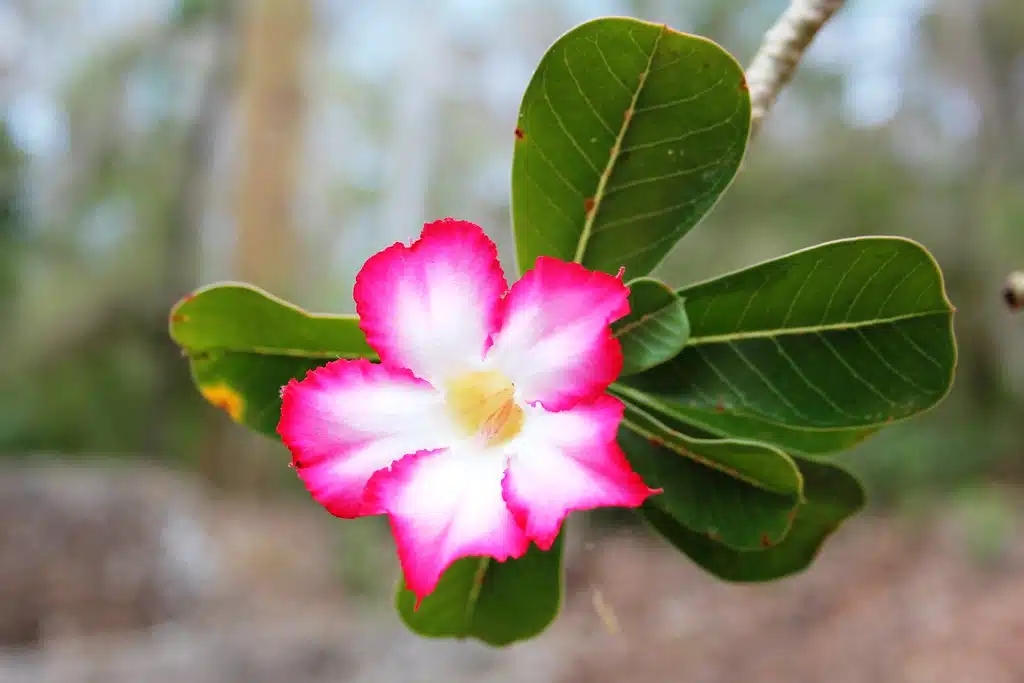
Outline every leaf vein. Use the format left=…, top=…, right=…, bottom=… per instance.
left=540, top=68, right=601, bottom=174
left=816, top=332, right=899, bottom=406
left=562, top=48, right=616, bottom=135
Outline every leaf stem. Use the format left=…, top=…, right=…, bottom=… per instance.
left=746, top=0, right=846, bottom=139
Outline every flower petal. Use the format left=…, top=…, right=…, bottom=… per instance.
left=487, top=257, right=629, bottom=410
left=366, top=447, right=530, bottom=602
left=278, top=359, right=453, bottom=518
left=354, top=219, right=508, bottom=386
left=502, top=394, right=657, bottom=550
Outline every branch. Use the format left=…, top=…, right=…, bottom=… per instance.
left=746, top=0, right=846, bottom=139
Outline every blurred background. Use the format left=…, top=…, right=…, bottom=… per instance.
left=1, top=0, right=1023, bottom=680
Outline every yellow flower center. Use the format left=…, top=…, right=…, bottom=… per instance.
left=445, top=370, right=525, bottom=447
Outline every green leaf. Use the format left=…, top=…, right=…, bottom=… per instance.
left=170, top=282, right=374, bottom=358
left=396, top=536, right=563, bottom=647
left=619, top=237, right=956, bottom=449
left=642, top=458, right=865, bottom=581
left=618, top=402, right=801, bottom=550
left=615, top=384, right=879, bottom=456
left=169, top=283, right=376, bottom=437
left=613, top=277, right=690, bottom=376
left=186, top=352, right=326, bottom=437
left=511, top=17, right=750, bottom=277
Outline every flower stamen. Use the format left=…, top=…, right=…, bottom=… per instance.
left=445, top=370, right=524, bottom=447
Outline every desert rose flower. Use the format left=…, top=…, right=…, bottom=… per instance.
left=278, top=219, right=658, bottom=603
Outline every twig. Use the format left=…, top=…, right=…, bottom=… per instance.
left=746, top=0, right=846, bottom=139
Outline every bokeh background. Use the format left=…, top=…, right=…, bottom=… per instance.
left=2, top=0, right=1024, bottom=681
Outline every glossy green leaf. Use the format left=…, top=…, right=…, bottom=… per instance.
left=511, top=17, right=750, bottom=277
left=642, top=457, right=865, bottom=581
left=169, top=283, right=375, bottom=437
left=619, top=237, right=956, bottom=450
left=618, top=403, right=801, bottom=549
left=396, top=536, right=563, bottom=647
left=613, top=278, right=690, bottom=376
left=615, top=384, right=879, bottom=456
left=170, top=282, right=374, bottom=358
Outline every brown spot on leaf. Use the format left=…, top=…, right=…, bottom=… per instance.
left=714, top=399, right=726, bottom=413
left=761, top=534, right=775, bottom=548
left=584, top=197, right=596, bottom=214
left=647, top=436, right=664, bottom=448
left=169, top=313, right=189, bottom=324
left=514, top=127, right=525, bottom=140
left=707, top=530, right=722, bottom=542
left=739, top=76, right=749, bottom=92
left=623, top=108, right=634, bottom=123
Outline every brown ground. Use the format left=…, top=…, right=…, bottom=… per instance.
left=1, top=464, right=1022, bottom=682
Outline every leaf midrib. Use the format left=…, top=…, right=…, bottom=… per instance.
left=685, top=308, right=951, bottom=346
left=460, top=557, right=490, bottom=636
left=573, top=24, right=666, bottom=264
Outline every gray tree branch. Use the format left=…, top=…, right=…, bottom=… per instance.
left=746, top=0, right=846, bottom=139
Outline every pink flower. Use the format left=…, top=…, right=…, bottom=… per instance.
left=278, top=219, right=658, bottom=602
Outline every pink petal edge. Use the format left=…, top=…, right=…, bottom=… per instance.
left=365, top=447, right=531, bottom=605
left=353, top=218, right=508, bottom=386
left=278, top=359, right=451, bottom=519
left=487, top=256, right=630, bottom=411
left=502, top=394, right=659, bottom=550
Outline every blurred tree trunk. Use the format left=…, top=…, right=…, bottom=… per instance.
left=150, top=2, right=240, bottom=462
left=935, top=0, right=1012, bottom=418
left=234, top=0, right=309, bottom=297
left=213, top=0, right=311, bottom=492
